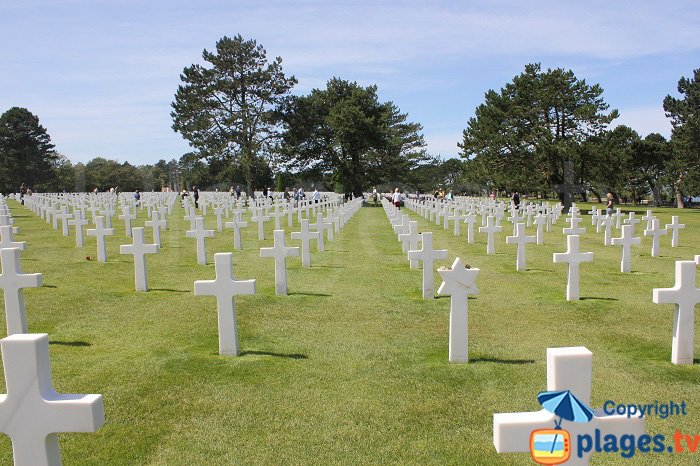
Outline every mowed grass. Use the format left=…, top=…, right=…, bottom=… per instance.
left=1, top=198, right=699, bottom=465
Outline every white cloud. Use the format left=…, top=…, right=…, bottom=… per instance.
left=612, top=106, right=672, bottom=138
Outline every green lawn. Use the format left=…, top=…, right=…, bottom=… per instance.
left=1, top=198, right=699, bottom=465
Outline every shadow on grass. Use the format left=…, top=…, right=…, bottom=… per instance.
left=526, top=268, right=554, bottom=273
left=150, top=288, right=191, bottom=293
left=50, top=340, right=91, bottom=347
left=289, top=291, right=331, bottom=297
left=239, top=350, right=307, bottom=360
left=313, top=265, right=344, bottom=269
left=580, top=297, right=619, bottom=301
left=42, top=284, right=58, bottom=288
left=471, top=357, right=535, bottom=365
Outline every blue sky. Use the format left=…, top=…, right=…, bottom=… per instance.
left=1, top=0, right=698, bottom=166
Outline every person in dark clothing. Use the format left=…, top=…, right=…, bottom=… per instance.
left=511, top=191, right=520, bottom=210
left=192, top=186, right=199, bottom=209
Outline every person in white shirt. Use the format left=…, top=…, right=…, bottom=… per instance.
left=392, top=188, right=402, bottom=209
left=313, top=189, right=320, bottom=203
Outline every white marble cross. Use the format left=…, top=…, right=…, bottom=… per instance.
left=437, top=257, right=479, bottom=363
left=183, top=208, right=197, bottom=230
left=408, top=232, right=448, bottom=299
left=214, top=205, right=225, bottom=232
left=494, top=346, right=646, bottom=466
left=623, top=212, right=641, bottom=235
left=194, top=253, right=256, bottom=356
left=612, top=207, right=623, bottom=229
left=665, top=216, right=685, bottom=248
left=118, top=207, right=136, bottom=238
left=186, top=217, right=214, bottom=265
left=643, top=218, right=667, bottom=257
left=56, top=208, right=73, bottom=237
left=260, top=230, right=299, bottom=295
left=0, top=333, right=105, bottom=466
left=67, top=210, right=88, bottom=248
left=563, top=216, right=586, bottom=236
left=0, top=248, right=42, bottom=336
left=598, top=215, right=613, bottom=246
left=145, top=210, right=166, bottom=248
left=653, top=260, right=700, bottom=365
left=463, top=213, right=477, bottom=244
left=251, top=208, right=270, bottom=241
left=533, top=213, right=546, bottom=245
left=119, top=227, right=158, bottom=291
left=553, top=235, right=593, bottom=301
left=291, top=219, right=319, bottom=267
left=269, top=204, right=285, bottom=230
left=0, top=225, right=25, bottom=251
left=310, top=215, right=327, bottom=252
left=479, top=215, right=502, bottom=255
left=399, top=221, right=421, bottom=269
left=641, top=209, right=654, bottom=231
left=611, top=224, right=641, bottom=273
left=86, top=216, right=114, bottom=262
left=224, top=213, right=248, bottom=250
left=505, top=223, right=536, bottom=271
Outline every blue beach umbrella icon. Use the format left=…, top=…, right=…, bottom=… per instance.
left=537, top=390, right=594, bottom=456
left=538, top=390, right=594, bottom=428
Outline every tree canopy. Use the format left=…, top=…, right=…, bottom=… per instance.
left=460, top=63, right=618, bottom=209
left=0, top=107, right=58, bottom=193
left=280, top=78, right=427, bottom=195
left=171, top=35, right=296, bottom=193
left=663, top=68, right=700, bottom=207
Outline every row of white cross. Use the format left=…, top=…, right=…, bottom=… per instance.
left=383, top=197, right=700, bottom=464
left=0, top=197, right=104, bottom=466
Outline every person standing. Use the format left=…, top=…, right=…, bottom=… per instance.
left=313, top=188, right=320, bottom=204
left=392, top=188, right=402, bottom=209
left=511, top=191, right=520, bottom=210
left=606, top=192, right=614, bottom=216
left=192, top=185, right=199, bottom=209
left=19, top=183, right=27, bottom=205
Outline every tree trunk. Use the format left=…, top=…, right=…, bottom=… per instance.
left=675, top=182, right=685, bottom=209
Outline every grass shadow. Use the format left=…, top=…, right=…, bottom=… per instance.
left=580, top=297, right=619, bottom=301
left=42, top=284, right=58, bottom=288
left=50, top=340, right=91, bottom=347
left=239, top=350, right=307, bottom=360
left=313, top=265, right=344, bottom=269
left=150, top=288, right=191, bottom=293
left=471, top=357, right=535, bottom=365
left=289, top=291, right=332, bottom=297
left=526, top=268, right=554, bottom=273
